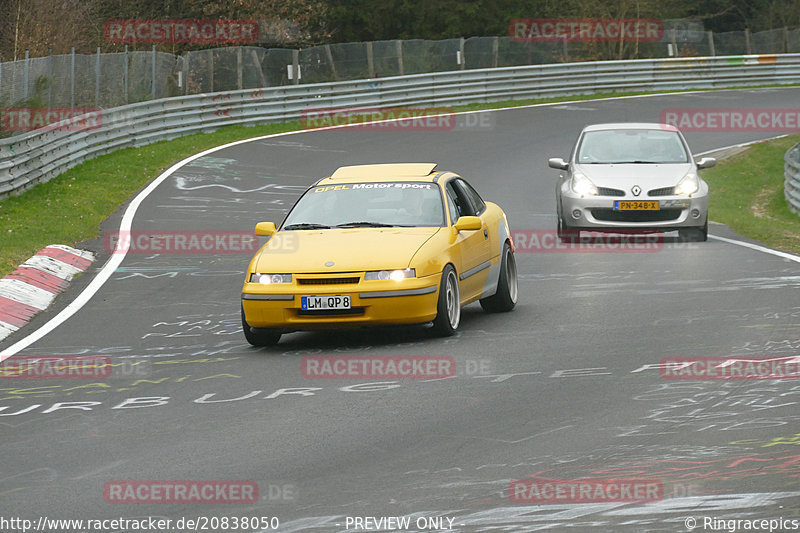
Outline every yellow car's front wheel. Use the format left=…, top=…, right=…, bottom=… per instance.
left=241, top=305, right=282, bottom=346
left=431, top=265, right=460, bottom=336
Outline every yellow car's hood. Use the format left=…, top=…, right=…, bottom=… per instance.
left=255, top=227, right=441, bottom=273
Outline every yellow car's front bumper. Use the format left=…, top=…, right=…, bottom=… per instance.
left=241, top=273, right=440, bottom=330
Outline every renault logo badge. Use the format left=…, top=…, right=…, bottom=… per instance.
left=632, top=185, right=641, bottom=196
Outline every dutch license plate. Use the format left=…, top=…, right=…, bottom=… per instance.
left=301, top=295, right=351, bottom=310
left=614, top=200, right=659, bottom=211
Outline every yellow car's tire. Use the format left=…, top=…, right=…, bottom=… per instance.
left=241, top=305, right=282, bottom=346
left=431, top=265, right=460, bottom=336
left=480, top=242, right=518, bottom=313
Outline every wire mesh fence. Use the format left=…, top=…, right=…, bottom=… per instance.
left=1, top=26, right=799, bottom=118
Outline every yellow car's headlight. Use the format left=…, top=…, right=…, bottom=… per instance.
left=364, top=268, right=415, bottom=281
left=675, top=173, right=700, bottom=196
left=250, top=273, right=292, bottom=284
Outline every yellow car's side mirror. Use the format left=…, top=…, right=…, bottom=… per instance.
left=255, top=222, right=277, bottom=237
left=454, top=216, right=482, bottom=232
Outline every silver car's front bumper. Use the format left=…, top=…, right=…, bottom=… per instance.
left=560, top=192, right=708, bottom=231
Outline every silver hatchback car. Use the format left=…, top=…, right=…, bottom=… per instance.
left=550, top=123, right=715, bottom=242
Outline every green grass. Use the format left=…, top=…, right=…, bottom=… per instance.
left=702, top=134, right=800, bottom=255
left=2, top=86, right=800, bottom=277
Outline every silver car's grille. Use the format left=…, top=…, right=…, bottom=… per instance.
left=591, top=208, right=682, bottom=223
left=596, top=187, right=625, bottom=197
left=648, top=186, right=675, bottom=197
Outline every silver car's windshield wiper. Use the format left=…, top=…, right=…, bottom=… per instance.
left=282, top=223, right=331, bottom=230
left=334, top=221, right=401, bottom=228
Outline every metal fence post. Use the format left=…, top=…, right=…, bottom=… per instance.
left=70, top=47, right=76, bottom=109
left=95, top=46, right=101, bottom=107
left=459, top=37, right=465, bottom=69
left=396, top=40, right=404, bottom=75
left=123, top=45, right=129, bottom=104
left=325, top=44, right=339, bottom=80
left=208, top=49, right=214, bottom=92
left=24, top=50, right=30, bottom=100
left=292, top=49, right=299, bottom=85
left=0, top=54, right=3, bottom=105
left=47, top=48, right=53, bottom=107
left=671, top=29, right=678, bottom=57
left=492, top=36, right=499, bottom=68
left=183, top=52, right=189, bottom=95
left=151, top=45, right=157, bottom=100
left=707, top=31, right=715, bottom=56
left=365, top=42, right=374, bottom=78
left=237, top=46, right=243, bottom=90
left=745, top=28, right=752, bottom=54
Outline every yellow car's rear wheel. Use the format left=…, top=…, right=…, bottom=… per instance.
left=480, top=242, right=518, bottom=313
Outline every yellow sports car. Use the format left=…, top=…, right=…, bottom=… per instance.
left=241, top=163, right=517, bottom=345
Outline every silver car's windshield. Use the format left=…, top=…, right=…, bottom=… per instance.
left=282, top=181, right=445, bottom=229
left=577, top=129, right=690, bottom=164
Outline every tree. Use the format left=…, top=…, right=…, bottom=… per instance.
left=0, top=0, right=97, bottom=59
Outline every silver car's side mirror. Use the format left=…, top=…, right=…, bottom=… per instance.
left=548, top=157, right=569, bottom=170
left=696, top=157, right=716, bottom=169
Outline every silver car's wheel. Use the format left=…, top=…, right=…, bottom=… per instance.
left=679, top=220, right=708, bottom=242
left=432, top=265, right=460, bottom=336
left=558, top=215, right=578, bottom=243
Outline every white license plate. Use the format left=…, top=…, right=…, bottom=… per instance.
left=301, top=295, right=351, bottom=310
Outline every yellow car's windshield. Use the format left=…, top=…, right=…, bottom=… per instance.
left=282, top=181, right=445, bottom=228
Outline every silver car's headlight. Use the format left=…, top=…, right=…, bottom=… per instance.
left=571, top=173, right=598, bottom=196
left=365, top=268, right=415, bottom=281
left=675, top=173, right=700, bottom=196
left=250, top=273, right=292, bottom=284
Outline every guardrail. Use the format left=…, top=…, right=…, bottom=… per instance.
left=3, top=53, right=800, bottom=199
left=786, top=142, right=800, bottom=216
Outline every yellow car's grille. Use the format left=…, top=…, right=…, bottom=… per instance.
left=297, top=277, right=360, bottom=285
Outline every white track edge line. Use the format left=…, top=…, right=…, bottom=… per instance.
left=708, top=234, right=800, bottom=263
left=0, top=129, right=305, bottom=359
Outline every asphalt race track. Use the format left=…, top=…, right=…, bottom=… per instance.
left=2, top=88, right=800, bottom=532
